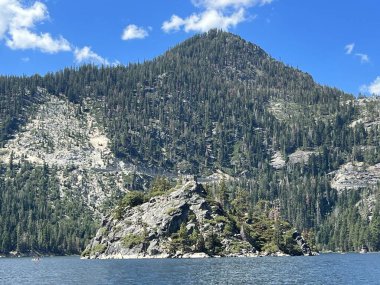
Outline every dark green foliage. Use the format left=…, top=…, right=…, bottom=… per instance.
left=122, top=233, right=146, bottom=249
left=204, top=229, right=222, bottom=255
left=370, top=211, right=380, bottom=250
left=205, top=185, right=302, bottom=255
left=0, top=161, right=96, bottom=255
left=0, top=75, right=43, bottom=145
left=149, top=176, right=173, bottom=197
left=317, top=188, right=380, bottom=252
left=120, top=191, right=145, bottom=208
left=114, top=177, right=174, bottom=219
left=114, top=191, right=145, bottom=220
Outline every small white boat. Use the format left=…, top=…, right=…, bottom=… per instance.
left=360, top=245, right=368, bottom=254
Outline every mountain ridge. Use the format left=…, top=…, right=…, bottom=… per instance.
left=0, top=30, right=379, bottom=256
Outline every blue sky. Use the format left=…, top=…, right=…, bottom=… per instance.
left=0, top=0, right=379, bottom=96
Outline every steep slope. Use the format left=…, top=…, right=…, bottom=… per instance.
left=39, top=30, right=352, bottom=176
left=0, top=90, right=131, bottom=214
left=0, top=90, right=131, bottom=255
left=313, top=96, right=380, bottom=251
left=0, top=76, right=41, bottom=144
left=0, top=91, right=127, bottom=212
left=98, top=30, right=352, bottom=174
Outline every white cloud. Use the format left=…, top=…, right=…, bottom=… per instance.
left=192, top=0, right=272, bottom=9
left=6, top=28, right=71, bottom=53
left=74, top=46, right=109, bottom=65
left=163, top=9, right=245, bottom=33
left=369, top=77, right=380, bottom=95
left=163, top=16, right=185, bottom=33
left=355, top=53, right=369, bottom=63
left=163, top=0, right=271, bottom=33
left=122, top=25, right=149, bottom=40
left=361, top=77, right=380, bottom=96
left=344, top=43, right=354, bottom=55
left=0, top=0, right=71, bottom=53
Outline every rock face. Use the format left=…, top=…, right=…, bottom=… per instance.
left=349, top=97, right=380, bottom=130
left=288, top=150, right=315, bottom=165
left=270, top=151, right=286, bottom=170
left=292, top=231, right=314, bottom=256
left=270, top=149, right=316, bottom=170
left=83, top=181, right=257, bottom=259
left=0, top=92, right=130, bottom=213
left=330, top=162, right=380, bottom=192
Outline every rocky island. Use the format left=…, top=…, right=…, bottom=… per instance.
left=83, top=180, right=310, bottom=259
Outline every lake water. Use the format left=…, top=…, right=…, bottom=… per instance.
left=0, top=253, right=379, bottom=284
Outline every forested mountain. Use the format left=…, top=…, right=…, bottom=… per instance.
left=0, top=30, right=379, bottom=255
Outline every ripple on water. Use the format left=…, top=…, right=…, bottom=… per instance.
left=0, top=254, right=380, bottom=285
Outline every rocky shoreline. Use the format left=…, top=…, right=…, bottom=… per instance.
left=82, top=251, right=293, bottom=260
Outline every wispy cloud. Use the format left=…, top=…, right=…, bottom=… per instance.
left=122, top=25, right=149, bottom=40
left=344, top=42, right=370, bottom=64
left=361, top=77, right=380, bottom=95
left=162, top=0, right=272, bottom=33
left=355, top=53, right=369, bottom=63
left=74, top=46, right=109, bottom=65
left=0, top=0, right=71, bottom=53
left=344, top=43, right=355, bottom=55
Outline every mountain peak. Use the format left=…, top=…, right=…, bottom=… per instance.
left=165, top=29, right=268, bottom=62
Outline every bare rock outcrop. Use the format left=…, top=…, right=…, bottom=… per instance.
left=270, top=149, right=315, bottom=169
left=292, top=231, right=315, bottom=256
left=0, top=93, right=130, bottom=213
left=82, top=182, right=257, bottom=259
left=330, top=162, right=380, bottom=192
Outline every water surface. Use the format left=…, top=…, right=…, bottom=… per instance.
left=0, top=253, right=379, bottom=284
